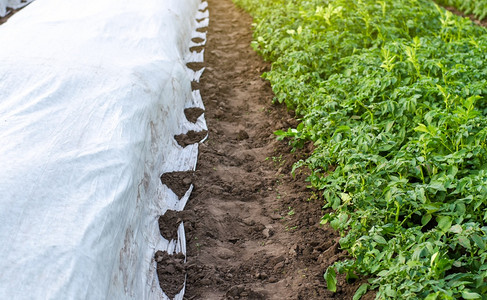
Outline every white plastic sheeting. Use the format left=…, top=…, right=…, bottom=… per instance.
left=0, top=0, right=34, bottom=17
left=0, top=0, right=207, bottom=298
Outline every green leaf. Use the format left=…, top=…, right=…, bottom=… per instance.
left=422, top=214, right=432, bottom=226
left=324, top=267, right=337, bottom=292
left=385, top=121, right=395, bottom=132
left=373, top=235, right=387, bottom=245
left=449, top=224, right=462, bottom=234
left=461, top=291, right=481, bottom=299
left=425, top=292, right=439, bottom=300
left=430, top=251, right=440, bottom=267
left=339, top=192, right=352, bottom=203
left=458, top=236, right=471, bottom=249
left=384, top=285, right=396, bottom=297
left=353, top=284, right=369, bottom=300
left=274, top=129, right=286, bottom=136
left=471, top=234, right=485, bottom=250
left=335, top=125, right=351, bottom=133
left=423, top=203, right=442, bottom=213
left=414, top=123, right=430, bottom=134
left=429, top=181, right=446, bottom=192
left=437, top=216, right=452, bottom=232
left=330, top=213, right=348, bottom=230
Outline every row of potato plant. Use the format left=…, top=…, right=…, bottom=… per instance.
left=233, top=0, right=487, bottom=298
left=436, top=0, right=487, bottom=21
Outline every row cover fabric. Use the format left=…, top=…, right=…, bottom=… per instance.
left=0, top=0, right=34, bottom=17
left=0, top=0, right=203, bottom=298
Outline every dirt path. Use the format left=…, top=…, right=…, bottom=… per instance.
left=159, top=0, right=371, bottom=299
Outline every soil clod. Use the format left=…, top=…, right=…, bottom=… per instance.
left=155, top=251, right=186, bottom=299
left=160, top=171, right=194, bottom=199
left=184, top=107, right=205, bottom=123
left=189, top=46, right=205, bottom=53
left=186, top=62, right=205, bottom=71
left=196, top=27, right=208, bottom=33
left=191, top=37, right=205, bottom=44
left=174, top=130, right=207, bottom=148
left=158, top=210, right=186, bottom=241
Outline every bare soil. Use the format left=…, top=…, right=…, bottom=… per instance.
left=158, top=0, right=376, bottom=299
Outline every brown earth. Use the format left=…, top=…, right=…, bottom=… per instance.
left=156, top=251, right=187, bottom=299
left=158, top=0, right=377, bottom=299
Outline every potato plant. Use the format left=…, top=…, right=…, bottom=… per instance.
left=233, top=0, right=487, bottom=299
left=436, top=0, right=487, bottom=21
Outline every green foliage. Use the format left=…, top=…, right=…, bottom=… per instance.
left=437, top=0, right=487, bottom=21
left=354, top=284, right=370, bottom=300
left=234, top=0, right=487, bottom=298
left=325, top=266, right=338, bottom=292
